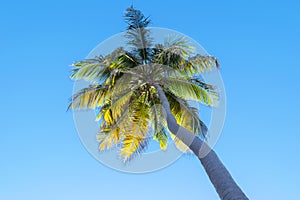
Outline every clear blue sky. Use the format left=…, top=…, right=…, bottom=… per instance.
left=1, top=0, right=300, bottom=199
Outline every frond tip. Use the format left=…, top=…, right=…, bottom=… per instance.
left=68, top=85, right=108, bottom=110
left=120, top=135, right=148, bottom=161
left=154, top=127, right=169, bottom=150
left=125, top=6, right=151, bottom=30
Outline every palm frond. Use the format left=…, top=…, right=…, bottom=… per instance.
left=188, top=54, right=219, bottom=73
left=68, top=85, right=108, bottom=110
left=119, top=91, right=152, bottom=160
left=161, top=77, right=218, bottom=106
left=149, top=100, right=169, bottom=150
left=70, top=47, right=125, bottom=83
left=124, top=6, right=152, bottom=63
left=97, top=127, right=121, bottom=151
left=120, top=134, right=148, bottom=161
left=97, top=107, right=130, bottom=150
left=102, top=52, right=141, bottom=91
left=95, top=103, right=128, bottom=145
left=153, top=126, right=169, bottom=150
left=152, top=38, right=219, bottom=75
left=153, top=37, right=194, bottom=70
left=70, top=61, right=106, bottom=82
left=96, top=87, right=151, bottom=161
left=117, top=52, right=141, bottom=69
left=163, top=36, right=194, bottom=56
left=107, top=85, right=143, bottom=121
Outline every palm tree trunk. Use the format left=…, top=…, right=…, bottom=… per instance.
left=154, top=84, right=249, bottom=200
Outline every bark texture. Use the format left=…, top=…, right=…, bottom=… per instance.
left=155, top=84, right=249, bottom=200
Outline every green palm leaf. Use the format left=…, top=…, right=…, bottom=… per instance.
left=188, top=54, right=219, bottom=73
left=68, top=85, right=108, bottom=110
left=149, top=100, right=169, bottom=150
left=120, top=134, right=148, bottom=161
left=71, top=47, right=125, bottom=83
left=162, top=77, right=218, bottom=106
left=119, top=94, right=150, bottom=161
left=153, top=126, right=169, bottom=150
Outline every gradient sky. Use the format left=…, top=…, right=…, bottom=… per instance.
left=1, top=0, right=300, bottom=199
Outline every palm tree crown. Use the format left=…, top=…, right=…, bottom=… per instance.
left=69, top=6, right=219, bottom=161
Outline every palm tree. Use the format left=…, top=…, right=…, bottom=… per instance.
left=69, top=6, right=249, bottom=200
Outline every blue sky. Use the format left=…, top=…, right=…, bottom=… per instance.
left=1, top=0, right=300, bottom=199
